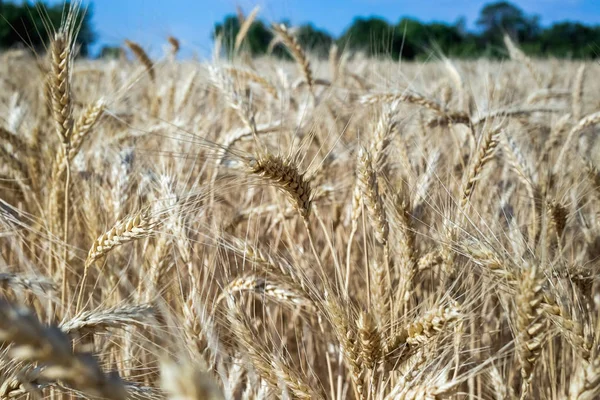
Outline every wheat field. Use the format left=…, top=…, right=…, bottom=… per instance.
left=1, top=5, right=600, bottom=400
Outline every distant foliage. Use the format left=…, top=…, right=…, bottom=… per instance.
left=0, top=1, right=95, bottom=56
left=213, top=15, right=273, bottom=57
left=214, top=1, right=600, bottom=60
left=539, top=22, right=600, bottom=58
left=294, top=24, right=333, bottom=58
left=98, top=45, right=123, bottom=59
left=213, top=15, right=333, bottom=60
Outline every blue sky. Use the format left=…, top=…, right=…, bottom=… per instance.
left=46, top=0, right=600, bottom=57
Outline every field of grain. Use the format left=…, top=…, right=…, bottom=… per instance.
left=1, top=7, right=600, bottom=400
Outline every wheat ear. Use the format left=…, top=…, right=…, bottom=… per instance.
left=547, top=199, right=567, bottom=239
left=385, top=303, right=461, bottom=371
left=50, top=32, right=73, bottom=145
left=369, top=100, right=398, bottom=173
left=504, top=35, right=543, bottom=87
left=60, top=304, right=154, bottom=336
left=71, top=99, right=105, bottom=157
left=85, top=211, right=156, bottom=266
left=160, top=359, right=224, bottom=400
left=356, top=148, right=388, bottom=246
left=460, top=126, right=501, bottom=210
left=53, top=99, right=105, bottom=182
left=77, top=211, right=157, bottom=312
left=217, top=274, right=313, bottom=309
left=329, top=44, right=339, bottom=82
left=388, top=303, right=461, bottom=350
left=555, top=111, right=600, bottom=172
left=167, top=36, right=180, bottom=55
left=246, top=153, right=312, bottom=220
left=125, top=40, right=155, bottom=81
left=516, top=266, right=546, bottom=399
left=325, top=295, right=365, bottom=399
left=0, top=300, right=127, bottom=400
left=49, top=31, right=75, bottom=309
left=569, top=358, right=600, bottom=400
left=357, top=311, right=383, bottom=371
left=272, top=24, right=314, bottom=93
left=586, top=161, right=600, bottom=199
left=234, top=6, right=260, bottom=53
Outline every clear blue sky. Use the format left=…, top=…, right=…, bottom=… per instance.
left=50, top=0, right=600, bottom=57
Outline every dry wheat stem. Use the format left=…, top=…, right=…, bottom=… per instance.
left=572, top=64, right=586, bottom=121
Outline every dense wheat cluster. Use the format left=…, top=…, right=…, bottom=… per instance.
left=2, top=5, right=600, bottom=400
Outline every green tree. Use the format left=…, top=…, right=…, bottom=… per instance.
left=294, top=23, right=333, bottom=58
left=210, top=2, right=600, bottom=61
left=396, top=18, right=468, bottom=59
left=540, top=22, right=600, bottom=58
left=213, top=14, right=273, bottom=58
left=0, top=1, right=95, bottom=56
left=338, top=17, right=473, bottom=60
left=213, top=16, right=334, bottom=59
left=98, top=45, right=123, bottom=59
left=476, top=1, right=540, bottom=44
left=338, top=17, right=401, bottom=57
left=395, top=18, right=425, bottom=59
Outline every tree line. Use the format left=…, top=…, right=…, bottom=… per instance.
left=0, top=1, right=95, bottom=56
left=215, top=1, right=600, bottom=60
left=0, top=1, right=598, bottom=59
